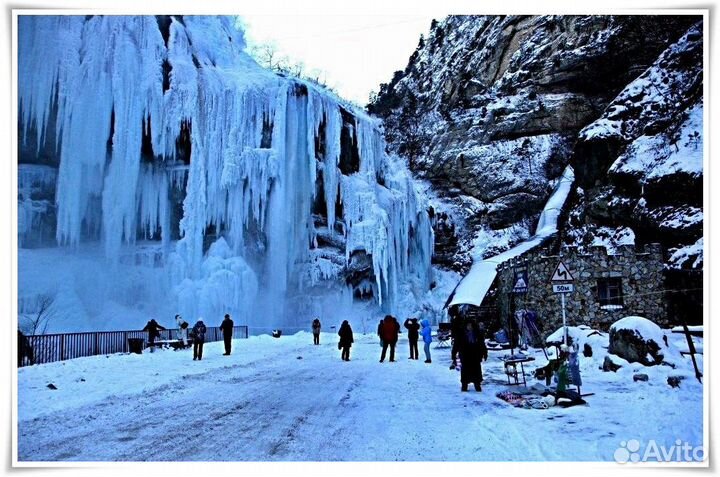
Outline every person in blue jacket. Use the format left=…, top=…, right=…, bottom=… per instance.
left=420, top=319, right=433, bottom=363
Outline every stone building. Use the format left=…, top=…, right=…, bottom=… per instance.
left=495, top=243, right=666, bottom=338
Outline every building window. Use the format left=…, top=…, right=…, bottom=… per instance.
left=597, top=278, right=623, bottom=307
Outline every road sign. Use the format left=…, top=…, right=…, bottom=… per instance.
left=551, top=260, right=574, bottom=346
left=512, top=269, right=528, bottom=293
left=551, top=261, right=574, bottom=282
left=553, top=283, right=575, bottom=293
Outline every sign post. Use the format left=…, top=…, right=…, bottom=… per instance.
left=550, top=261, right=575, bottom=347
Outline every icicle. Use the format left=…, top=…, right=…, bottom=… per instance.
left=323, top=101, right=342, bottom=235
left=18, top=15, right=434, bottom=330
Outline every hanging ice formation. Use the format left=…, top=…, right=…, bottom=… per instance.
left=18, top=15, right=433, bottom=331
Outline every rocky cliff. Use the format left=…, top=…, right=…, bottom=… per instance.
left=368, top=15, right=702, bottom=277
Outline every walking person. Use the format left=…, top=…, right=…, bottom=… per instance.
left=175, top=314, right=189, bottom=348
left=220, top=314, right=234, bottom=355
left=338, top=320, right=354, bottom=361
left=379, top=315, right=400, bottom=362
left=457, top=320, right=488, bottom=392
left=142, top=318, right=166, bottom=353
left=404, top=317, right=420, bottom=360
left=421, top=318, right=433, bottom=363
left=191, top=318, right=207, bottom=361
left=312, top=318, right=321, bottom=345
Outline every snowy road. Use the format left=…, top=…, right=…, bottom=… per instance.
left=17, top=332, right=703, bottom=461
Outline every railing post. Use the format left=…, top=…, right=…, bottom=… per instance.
left=60, top=334, right=65, bottom=361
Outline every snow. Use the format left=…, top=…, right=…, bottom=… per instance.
left=610, top=316, right=666, bottom=347
left=447, top=165, right=574, bottom=307
left=668, top=237, right=703, bottom=270
left=17, top=329, right=703, bottom=461
left=18, top=16, right=433, bottom=332
left=609, top=103, right=703, bottom=184
left=545, top=325, right=606, bottom=349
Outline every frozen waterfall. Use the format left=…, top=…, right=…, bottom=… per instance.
left=17, top=15, right=434, bottom=333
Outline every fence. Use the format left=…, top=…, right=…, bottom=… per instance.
left=18, top=325, right=249, bottom=367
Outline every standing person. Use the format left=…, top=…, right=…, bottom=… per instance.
left=18, top=330, right=34, bottom=366
left=421, top=318, right=433, bottom=363
left=404, top=318, right=420, bottom=360
left=449, top=308, right=463, bottom=369
left=338, top=320, right=354, bottom=361
left=312, top=318, right=322, bottom=345
left=142, top=318, right=166, bottom=353
left=191, top=318, right=207, bottom=361
left=175, top=314, right=189, bottom=348
left=380, top=315, right=400, bottom=363
left=457, top=320, right=488, bottom=392
left=220, top=314, right=234, bottom=356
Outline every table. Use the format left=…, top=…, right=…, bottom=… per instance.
left=502, top=356, right=535, bottom=386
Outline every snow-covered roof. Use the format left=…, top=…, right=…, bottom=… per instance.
left=446, top=165, right=574, bottom=308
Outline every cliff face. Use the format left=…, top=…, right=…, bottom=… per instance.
left=568, top=23, right=703, bottom=271
left=369, top=15, right=701, bottom=273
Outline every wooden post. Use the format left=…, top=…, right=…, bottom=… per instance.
left=682, top=322, right=702, bottom=383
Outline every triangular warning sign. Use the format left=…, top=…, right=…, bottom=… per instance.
left=551, top=261, right=574, bottom=282
left=514, top=277, right=527, bottom=289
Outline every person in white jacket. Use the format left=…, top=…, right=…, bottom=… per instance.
left=175, top=314, right=189, bottom=348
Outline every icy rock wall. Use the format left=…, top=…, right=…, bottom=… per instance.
left=18, top=15, right=433, bottom=331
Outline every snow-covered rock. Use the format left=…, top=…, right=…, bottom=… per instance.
left=608, top=316, right=668, bottom=366
left=568, top=22, right=703, bottom=272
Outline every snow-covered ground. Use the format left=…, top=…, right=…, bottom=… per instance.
left=17, top=329, right=703, bottom=462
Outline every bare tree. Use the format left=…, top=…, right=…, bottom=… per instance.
left=25, top=294, right=55, bottom=335
left=251, top=43, right=280, bottom=70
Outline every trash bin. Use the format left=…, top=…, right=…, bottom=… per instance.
left=128, top=338, right=145, bottom=354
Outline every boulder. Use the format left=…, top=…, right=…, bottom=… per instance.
left=633, top=373, right=649, bottom=382
left=602, top=355, right=622, bottom=372
left=667, top=375, right=686, bottom=388
left=608, top=316, right=666, bottom=366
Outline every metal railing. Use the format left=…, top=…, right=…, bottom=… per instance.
left=18, top=325, right=249, bottom=367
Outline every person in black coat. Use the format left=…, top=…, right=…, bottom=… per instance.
left=142, top=319, right=166, bottom=352
left=312, top=318, right=321, bottom=345
left=220, top=314, right=234, bottom=355
left=338, top=320, right=354, bottom=361
left=457, top=319, right=488, bottom=392
left=18, top=330, right=34, bottom=366
left=191, top=319, right=207, bottom=361
left=449, top=308, right=464, bottom=369
left=404, top=318, right=420, bottom=360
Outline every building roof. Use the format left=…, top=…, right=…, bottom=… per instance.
left=445, top=165, right=575, bottom=308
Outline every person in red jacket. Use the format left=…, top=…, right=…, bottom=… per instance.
left=379, top=315, right=400, bottom=362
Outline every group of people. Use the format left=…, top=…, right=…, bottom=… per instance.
left=142, top=313, right=235, bottom=361
left=317, top=314, right=487, bottom=392
left=373, top=315, right=433, bottom=363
